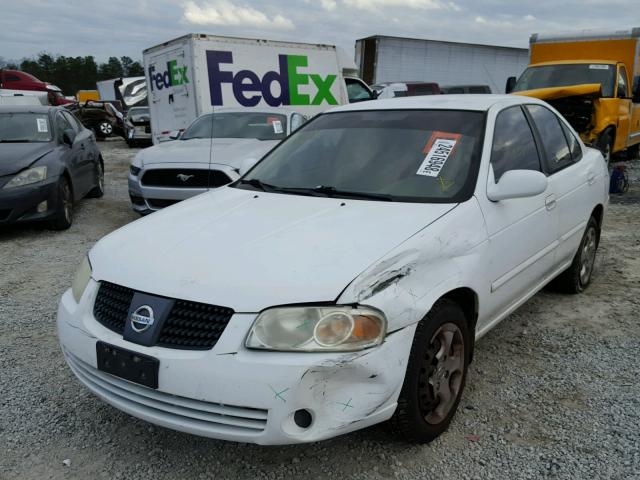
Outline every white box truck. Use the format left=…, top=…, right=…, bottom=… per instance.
left=143, top=34, right=375, bottom=143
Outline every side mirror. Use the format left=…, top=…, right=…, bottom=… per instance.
left=169, top=130, right=181, bottom=140
left=238, top=157, right=258, bottom=177
left=505, top=76, right=517, bottom=94
left=487, top=170, right=548, bottom=202
left=62, top=129, right=76, bottom=146
left=371, top=89, right=379, bottom=100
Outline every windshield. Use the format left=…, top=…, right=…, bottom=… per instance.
left=237, top=110, right=485, bottom=203
left=514, top=63, right=616, bottom=97
left=128, top=107, right=149, bottom=122
left=181, top=112, right=288, bottom=141
left=0, top=113, right=52, bottom=142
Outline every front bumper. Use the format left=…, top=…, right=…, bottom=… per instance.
left=57, top=282, right=414, bottom=444
left=0, top=177, right=60, bottom=226
left=127, top=162, right=239, bottom=215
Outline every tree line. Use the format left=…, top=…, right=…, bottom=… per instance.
left=0, top=54, right=145, bottom=95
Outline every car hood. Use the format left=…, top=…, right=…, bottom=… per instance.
left=0, top=143, right=54, bottom=177
left=90, top=187, right=456, bottom=312
left=141, top=138, right=277, bottom=168
left=512, top=83, right=602, bottom=101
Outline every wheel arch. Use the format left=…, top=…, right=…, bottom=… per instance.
left=439, top=287, right=478, bottom=362
left=590, top=204, right=604, bottom=243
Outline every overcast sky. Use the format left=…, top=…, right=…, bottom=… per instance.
left=0, top=0, right=637, bottom=63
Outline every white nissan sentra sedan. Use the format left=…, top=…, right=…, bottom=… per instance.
left=58, top=95, right=608, bottom=445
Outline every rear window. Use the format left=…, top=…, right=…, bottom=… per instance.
left=182, top=112, right=288, bottom=141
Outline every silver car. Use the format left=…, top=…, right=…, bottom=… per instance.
left=128, top=108, right=306, bottom=214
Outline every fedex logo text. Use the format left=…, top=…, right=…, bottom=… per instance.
left=206, top=50, right=338, bottom=107
left=148, top=60, right=188, bottom=91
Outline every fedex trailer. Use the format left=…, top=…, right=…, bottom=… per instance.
left=143, top=34, right=375, bottom=143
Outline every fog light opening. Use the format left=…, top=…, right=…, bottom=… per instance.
left=293, top=409, right=313, bottom=429
left=37, top=201, right=48, bottom=213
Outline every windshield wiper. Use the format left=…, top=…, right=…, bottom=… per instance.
left=280, top=185, right=395, bottom=202
left=237, top=178, right=281, bottom=192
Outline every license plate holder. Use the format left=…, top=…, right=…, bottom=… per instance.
left=96, top=341, right=159, bottom=389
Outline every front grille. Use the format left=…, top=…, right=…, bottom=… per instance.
left=93, top=282, right=234, bottom=350
left=147, top=198, right=181, bottom=209
left=94, top=282, right=135, bottom=334
left=158, top=299, right=235, bottom=349
left=64, top=350, right=267, bottom=436
left=141, top=169, right=231, bottom=188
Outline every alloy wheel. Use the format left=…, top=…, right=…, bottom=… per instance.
left=100, top=122, right=113, bottom=135
left=579, top=226, right=597, bottom=285
left=418, top=322, right=465, bottom=424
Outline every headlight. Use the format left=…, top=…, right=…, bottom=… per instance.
left=3, top=166, right=47, bottom=189
left=245, top=305, right=386, bottom=352
left=129, top=165, right=141, bottom=176
left=71, top=256, right=92, bottom=303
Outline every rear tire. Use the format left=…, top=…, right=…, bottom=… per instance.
left=87, top=162, right=104, bottom=198
left=97, top=121, right=113, bottom=138
left=49, top=177, right=73, bottom=230
left=391, top=299, right=471, bottom=443
left=549, top=216, right=599, bottom=294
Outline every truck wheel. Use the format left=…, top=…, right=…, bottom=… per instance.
left=49, top=177, right=74, bottom=230
left=627, top=144, right=640, bottom=160
left=596, top=130, right=613, bottom=164
left=549, top=216, right=599, bottom=294
left=98, top=121, right=113, bottom=138
left=391, top=299, right=470, bottom=443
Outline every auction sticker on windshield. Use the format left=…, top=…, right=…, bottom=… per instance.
left=416, top=131, right=461, bottom=177
left=36, top=118, right=48, bottom=132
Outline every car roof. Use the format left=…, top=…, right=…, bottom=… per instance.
left=329, top=94, right=537, bottom=113
left=0, top=105, right=60, bottom=114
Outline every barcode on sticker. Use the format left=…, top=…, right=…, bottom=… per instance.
left=589, top=64, right=609, bottom=70
left=272, top=120, right=283, bottom=134
left=36, top=118, right=48, bottom=133
left=416, top=133, right=460, bottom=177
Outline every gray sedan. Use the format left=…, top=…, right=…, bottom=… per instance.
left=0, top=105, right=104, bottom=229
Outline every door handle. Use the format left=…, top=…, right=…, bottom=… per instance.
left=545, top=194, right=556, bottom=210
left=587, top=171, right=596, bottom=185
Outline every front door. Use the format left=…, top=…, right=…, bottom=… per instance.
left=477, top=105, right=559, bottom=325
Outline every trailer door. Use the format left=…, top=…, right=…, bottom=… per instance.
left=148, top=46, right=196, bottom=143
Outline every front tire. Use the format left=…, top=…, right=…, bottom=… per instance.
left=550, top=216, right=599, bottom=294
left=391, top=299, right=471, bottom=443
left=49, top=177, right=73, bottom=230
left=596, top=130, right=613, bottom=164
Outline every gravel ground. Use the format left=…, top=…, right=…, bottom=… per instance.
left=1, top=139, right=639, bottom=480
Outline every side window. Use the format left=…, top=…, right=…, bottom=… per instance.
left=618, top=66, right=628, bottom=98
left=55, top=113, right=73, bottom=142
left=491, top=106, right=541, bottom=182
left=559, top=121, right=583, bottom=163
left=526, top=105, right=573, bottom=173
left=345, top=79, right=374, bottom=102
left=62, top=111, right=82, bottom=132
left=290, top=114, right=306, bottom=132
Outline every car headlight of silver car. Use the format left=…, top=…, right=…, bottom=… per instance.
left=245, top=305, right=386, bottom=352
left=3, top=166, right=47, bottom=189
left=72, top=256, right=92, bottom=303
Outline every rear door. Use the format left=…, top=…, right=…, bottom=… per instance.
left=147, top=46, right=196, bottom=143
left=525, top=104, right=600, bottom=266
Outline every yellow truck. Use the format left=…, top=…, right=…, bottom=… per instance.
left=76, top=89, right=100, bottom=103
left=506, top=28, right=640, bottom=161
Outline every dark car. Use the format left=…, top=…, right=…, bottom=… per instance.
left=66, top=100, right=125, bottom=139
left=124, top=106, right=152, bottom=148
left=0, top=105, right=104, bottom=229
left=441, top=85, right=492, bottom=94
